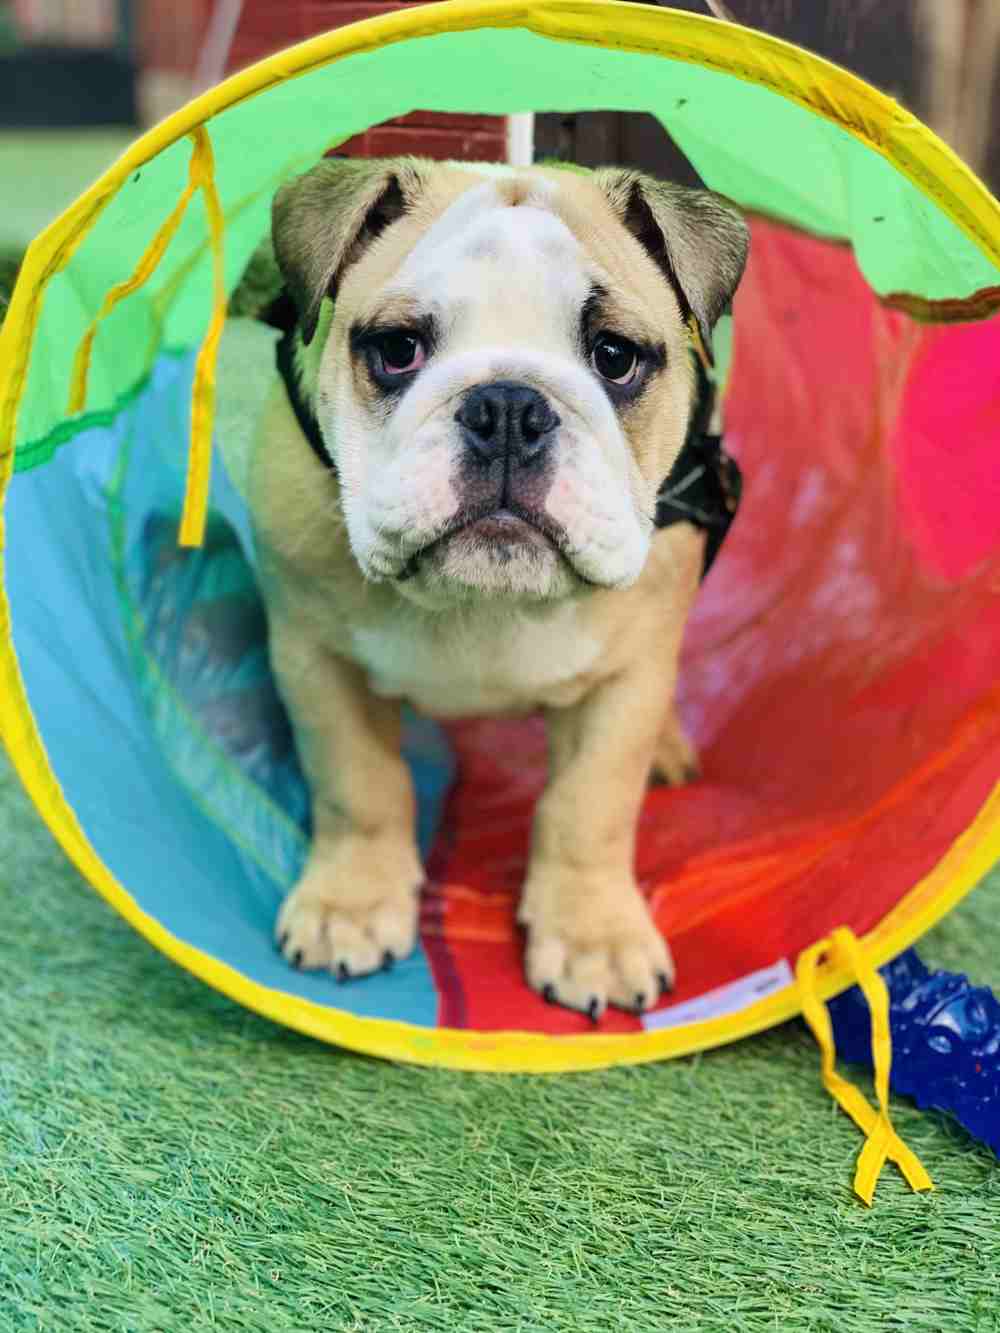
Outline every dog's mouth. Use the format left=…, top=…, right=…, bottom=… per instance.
left=395, top=502, right=577, bottom=582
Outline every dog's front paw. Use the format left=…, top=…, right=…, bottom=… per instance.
left=519, top=872, right=675, bottom=1020
left=275, top=836, right=424, bottom=979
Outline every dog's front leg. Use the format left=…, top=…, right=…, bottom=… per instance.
left=272, top=629, right=424, bottom=978
left=519, top=667, right=676, bottom=1019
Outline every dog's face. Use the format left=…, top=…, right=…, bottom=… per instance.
left=273, top=159, right=747, bottom=606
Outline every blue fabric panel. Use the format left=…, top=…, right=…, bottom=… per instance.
left=5, top=351, right=453, bottom=1026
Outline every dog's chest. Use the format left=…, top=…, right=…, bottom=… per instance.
left=349, top=605, right=604, bottom=717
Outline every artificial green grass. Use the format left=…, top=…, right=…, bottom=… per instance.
left=0, top=131, right=133, bottom=253
left=2, top=744, right=999, bottom=1333
left=0, top=249, right=20, bottom=324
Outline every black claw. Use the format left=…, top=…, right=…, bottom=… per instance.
left=291, top=949, right=304, bottom=970
left=336, top=962, right=351, bottom=983
left=278, top=931, right=289, bottom=952
left=382, top=950, right=395, bottom=971
left=587, top=996, right=601, bottom=1024
left=658, top=971, right=673, bottom=996
left=634, top=991, right=648, bottom=1013
left=542, top=984, right=557, bottom=1005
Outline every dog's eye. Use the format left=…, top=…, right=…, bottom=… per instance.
left=373, top=331, right=426, bottom=376
left=592, top=333, right=640, bottom=386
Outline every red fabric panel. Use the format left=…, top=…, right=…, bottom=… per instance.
left=892, top=323, right=1000, bottom=579
left=417, top=219, right=1000, bottom=1034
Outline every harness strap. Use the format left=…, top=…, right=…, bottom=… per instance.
left=275, top=324, right=336, bottom=472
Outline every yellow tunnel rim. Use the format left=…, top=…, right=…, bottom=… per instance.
left=1, top=0, right=999, bottom=1072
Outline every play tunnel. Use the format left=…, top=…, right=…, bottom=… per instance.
left=2, top=1, right=999, bottom=1200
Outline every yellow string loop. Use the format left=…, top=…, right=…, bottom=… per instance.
left=67, top=178, right=199, bottom=416
left=687, top=314, right=713, bottom=374
left=796, top=927, right=933, bottom=1206
left=66, top=125, right=224, bottom=550
left=178, top=127, right=226, bottom=549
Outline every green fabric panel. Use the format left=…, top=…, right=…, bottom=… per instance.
left=12, top=24, right=1000, bottom=460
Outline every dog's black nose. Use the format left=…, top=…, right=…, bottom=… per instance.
left=456, top=382, right=559, bottom=465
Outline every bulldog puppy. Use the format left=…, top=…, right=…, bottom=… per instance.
left=250, top=157, right=748, bottom=1019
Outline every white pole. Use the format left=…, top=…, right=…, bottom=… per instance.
left=507, top=112, right=535, bottom=167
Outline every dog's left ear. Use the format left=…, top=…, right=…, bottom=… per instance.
left=272, top=156, right=430, bottom=345
left=595, top=169, right=749, bottom=362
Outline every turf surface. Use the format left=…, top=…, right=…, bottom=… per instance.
left=2, top=744, right=999, bottom=1332
left=0, top=131, right=133, bottom=254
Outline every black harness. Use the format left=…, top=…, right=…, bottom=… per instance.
left=273, top=311, right=741, bottom=579
left=275, top=323, right=335, bottom=469
left=654, top=355, right=742, bottom=576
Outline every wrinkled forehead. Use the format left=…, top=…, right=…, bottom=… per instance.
left=388, top=179, right=594, bottom=333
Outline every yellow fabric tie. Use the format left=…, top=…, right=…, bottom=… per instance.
left=66, top=125, right=225, bottom=549
left=688, top=315, right=712, bottom=374
left=178, top=127, right=226, bottom=548
left=796, top=927, right=933, bottom=1206
left=67, top=178, right=199, bottom=419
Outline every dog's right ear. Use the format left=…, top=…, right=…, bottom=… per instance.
left=272, top=157, right=428, bottom=345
